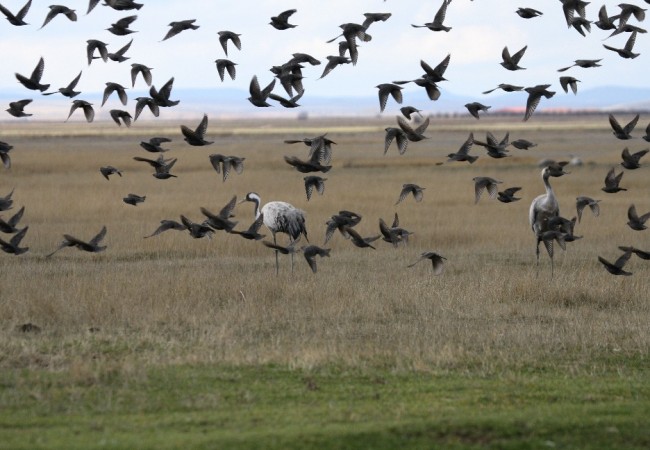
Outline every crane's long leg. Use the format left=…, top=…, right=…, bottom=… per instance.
left=535, top=238, right=540, bottom=278
left=273, top=233, right=279, bottom=275
left=290, top=238, right=294, bottom=274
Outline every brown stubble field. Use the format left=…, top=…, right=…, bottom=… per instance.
left=0, top=114, right=648, bottom=374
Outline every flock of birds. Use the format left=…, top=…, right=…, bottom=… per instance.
left=1, top=0, right=650, bottom=277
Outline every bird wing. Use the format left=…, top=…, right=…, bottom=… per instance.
left=623, top=114, right=639, bottom=134
left=195, top=114, right=209, bottom=138
left=89, top=226, right=107, bottom=246
left=30, top=57, right=45, bottom=82
left=609, top=114, right=624, bottom=134
left=614, top=248, right=633, bottom=269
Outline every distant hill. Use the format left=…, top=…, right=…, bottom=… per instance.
left=1, top=85, right=649, bottom=121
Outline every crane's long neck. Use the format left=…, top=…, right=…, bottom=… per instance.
left=542, top=172, right=554, bottom=198
left=250, top=197, right=261, bottom=219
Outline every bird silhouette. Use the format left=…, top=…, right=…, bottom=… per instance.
left=86, top=39, right=108, bottom=65
left=575, top=196, right=600, bottom=222
left=379, top=213, right=413, bottom=247
left=516, top=7, right=543, bottom=18
left=324, top=210, right=362, bottom=245
left=603, top=31, right=640, bottom=59
left=497, top=187, right=522, bottom=203
left=627, top=204, right=650, bottom=230
left=15, top=57, right=49, bottom=92
left=376, top=83, right=403, bottom=113
left=464, top=102, right=490, bottom=119
left=618, top=246, right=650, bottom=260
left=180, top=215, right=214, bottom=240
left=65, top=100, right=94, bottom=122
left=123, top=193, right=145, bottom=206
left=43, top=70, right=82, bottom=97
left=109, top=109, right=132, bottom=127
left=208, top=154, right=245, bottom=182
left=408, top=251, right=446, bottom=275
left=0, top=226, right=29, bottom=255
left=609, top=114, right=639, bottom=139
left=396, top=183, right=425, bottom=205
left=344, top=226, right=379, bottom=250
left=218, top=30, right=242, bottom=55
left=40, top=5, right=76, bottom=29
left=559, top=76, right=580, bottom=95
left=412, top=0, right=452, bottom=31
left=102, top=82, right=128, bottom=106
left=473, top=131, right=510, bottom=158
left=446, top=133, right=477, bottom=164
left=301, top=245, right=331, bottom=273
left=149, top=77, right=179, bottom=107
left=270, top=9, right=297, bottom=30
left=107, top=15, right=137, bottom=35
left=47, top=226, right=107, bottom=257
left=162, top=19, right=199, bottom=41
left=598, top=248, right=633, bottom=276
left=134, top=97, right=160, bottom=121
left=523, top=84, right=555, bottom=121
left=248, top=75, right=275, bottom=107
left=482, top=83, right=523, bottom=95
left=130, top=63, right=152, bottom=87
left=215, top=59, right=237, bottom=82
left=0, top=0, right=31, bottom=25
left=181, top=114, right=213, bottom=146
left=283, top=154, right=331, bottom=173
left=304, top=176, right=327, bottom=200
left=0, top=206, right=25, bottom=233
left=103, top=0, right=142, bottom=11
left=0, top=143, right=11, bottom=169
left=200, top=195, right=238, bottom=233
left=143, top=219, right=186, bottom=238
left=319, top=55, right=351, bottom=79
left=6, top=99, right=32, bottom=117
left=140, top=137, right=171, bottom=153
left=100, top=166, right=122, bottom=180
left=0, top=188, right=15, bottom=210
left=107, top=38, right=133, bottom=62
left=511, top=139, right=537, bottom=150
left=557, top=59, right=602, bottom=72
left=500, top=45, right=527, bottom=70
left=230, top=214, right=266, bottom=241
left=602, top=168, right=626, bottom=193
left=133, top=155, right=177, bottom=179
left=473, top=177, right=503, bottom=203
left=620, top=148, right=648, bottom=169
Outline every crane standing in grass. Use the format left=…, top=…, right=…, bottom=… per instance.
left=529, top=163, right=569, bottom=276
left=241, top=192, right=308, bottom=274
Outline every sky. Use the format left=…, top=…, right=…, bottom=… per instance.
left=0, top=0, right=649, bottom=117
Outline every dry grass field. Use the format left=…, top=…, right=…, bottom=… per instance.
left=1, top=114, right=649, bottom=448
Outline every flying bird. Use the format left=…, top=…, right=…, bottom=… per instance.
left=0, top=206, right=25, bottom=233
left=598, top=248, right=633, bottom=276
left=230, top=214, right=266, bottom=241
left=106, top=38, right=133, bottom=62
left=376, top=83, right=403, bottom=113
left=133, top=155, right=178, bottom=179
left=603, top=31, right=640, bottom=59
left=103, top=0, right=142, bottom=11
left=396, top=183, right=425, bottom=205
left=609, top=114, right=639, bottom=139
left=15, top=57, right=49, bottom=92
left=46, top=226, right=107, bottom=257
left=99, top=166, right=122, bottom=180
left=344, top=227, right=380, bottom=250
left=162, top=19, right=199, bottom=41
left=215, top=59, right=237, bottom=81
left=144, top=219, right=187, bottom=238
left=248, top=75, right=276, bottom=107
left=500, top=45, right=527, bottom=70
left=482, top=83, right=523, bottom=95
left=6, top=99, right=32, bottom=118
left=270, top=9, right=297, bottom=30
left=464, top=102, right=490, bottom=119
left=123, top=193, right=145, bottom=206
left=218, top=30, right=242, bottom=55
left=446, top=133, right=477, bottom=164
left=0, top=0, right=31, bottom=26
left=149, top=77, right=179, bottom=107
left=301, top=245, right=331, bottom=273
left=602, top=168, right=626, bottom=193
left=43, top=70, right=82, bottom=97
left=130, top=63, right=153, bottom=87
left=516, top=7, right=543, bottom=18
left=319, top=55, right=351, bottom=79
left=200, top=196, right=238, bottom=233
left=559, top=76, right=580, bottom=94
left=575, top=196, right=600, bottom=222
left=412, top=0, right=452, bottom=32
left=134, top=96, right=160, bottom=121
left=102, top=82, right=128, bottom=106
left=618, top=246, right=650, bottom=260
left=627, top=204, right=650, bottom=230
left=407, top=251, right=446, bottom=275
left=0, top=226, right=29, bottom=255
left=65, top=100, right=94, bottom=122
left=473, top=177, right=503, bottom=203
left=523, top=84, right=555, bottom=121
left=620, top=148, right=648, bottom=169
left=107, top=15, right=137, bottom=35
left=140, top=137, right=171, bottom=153
left=557, top=59, right=602, bottom=72
left=497, top=187, right=522, bottom=203
left=86, top=39, right=108, bottom=65
left=511, top=139, right=537, bottom=150
left=180, top=215, right=214, bottom=240
left=304, top=176, right=327, bottom=200
left=109, top=109, right=132, bottom=127
left=39, top=5, right=76, bottom=29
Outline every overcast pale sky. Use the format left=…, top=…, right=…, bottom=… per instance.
left=0, top=0, right=648, bottom=112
